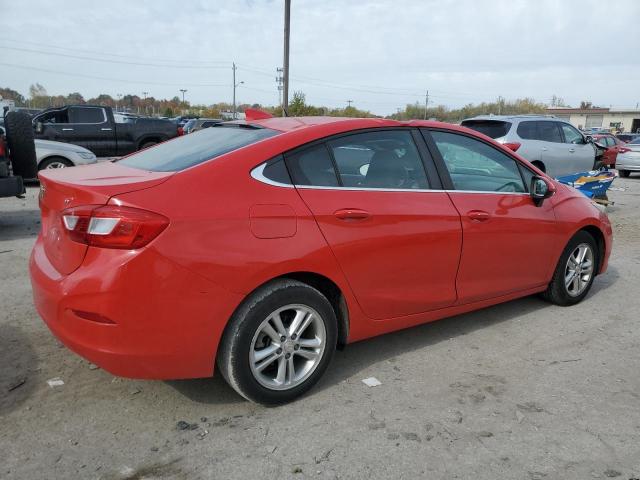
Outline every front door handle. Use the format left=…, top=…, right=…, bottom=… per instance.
left=101, top=128, right=112, bottom=131
left=569, top=148, right=575, bottom=153
left=468, top=210, right=490, bottom=222
left=334, top=208, right=371, bottom=221
left=62, top=128, right=74, bottom=131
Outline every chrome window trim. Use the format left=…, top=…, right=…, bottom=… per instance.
left=252, top=161, right=529, bottom=196
left=250, top=163, right=295, bottom=188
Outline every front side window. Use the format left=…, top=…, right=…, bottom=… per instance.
left=537, top=121, right=563, bottom=143
left=560, top=123, right=584, bottom=144
left=69, top=107, right=106, bottom=124
left=430, top=131, right=525, bottom=193
left=328, top=130, right=428, bottom=189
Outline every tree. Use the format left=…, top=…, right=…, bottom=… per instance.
left=0, top=87, right=26, bottom=105
left=580, top=101, right=593, bottom=109
left=65, top=92, right=85, bottom=104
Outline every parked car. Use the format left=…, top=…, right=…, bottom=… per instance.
left=461, top=115, right=602, bottom=177
left=35, top=139, right=97, bottom=171
left=617, top=133, right=640, bottom=143
left=616, top=137, right=640, bottom=177
left=32, top=105, right=181, bottom=157
left=30, top=115, right=613, bottom=405
left=591, top=134, right=631, bottom=167
left=0, top=111, right=37, bottom=197
left=183, top=118, right=223, bottom=134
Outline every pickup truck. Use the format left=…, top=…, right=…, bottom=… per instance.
left=32, top=105, right=181, bottom=157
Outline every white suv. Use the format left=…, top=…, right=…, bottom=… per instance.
left=461, top=115, right=599, bottom=177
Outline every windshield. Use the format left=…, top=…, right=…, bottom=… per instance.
left=118, top=125, right=278, bottom=172
left=460, top=120, right=512, bottom=139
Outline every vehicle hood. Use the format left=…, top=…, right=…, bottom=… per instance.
left=35, top=139, right=94, bottom=154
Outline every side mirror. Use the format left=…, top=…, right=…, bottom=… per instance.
left=530, top=176, right=555, bottom=206
left=584, top=135, right=593, bottom=143
left=35, top=121, right=43, bottom=134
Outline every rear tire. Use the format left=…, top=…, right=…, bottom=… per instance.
left=618, top=170, right=630, bottom=178
left=4, top=111, right=37, bottom=179
left=217, top=279, right=337, bottom=405
left=139, top=141, right=157, bottom=150
left=542, top=231, right=598, bottom=306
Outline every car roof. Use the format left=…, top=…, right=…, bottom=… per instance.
left=238, top=116, right=453, bottom=133
left=463, top=114, right=561, bottom=122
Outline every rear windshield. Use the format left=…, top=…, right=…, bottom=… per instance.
left=118, top=125, right=278, bottom=172
left=461, top=120, right=512, bottom=139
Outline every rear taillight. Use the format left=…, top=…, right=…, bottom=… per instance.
left=504, top=142, right=521, bottom=152
left=0, top=139, right=5, bottom=158
left=61, top=205, right=169, bottom=249
left=177, top=126, right=184, bottom=136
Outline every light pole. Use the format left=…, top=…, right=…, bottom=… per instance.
left=179, top=89, right=187, bottom=114
left=232, top=62, right=244, bottom=119
left=142, top=91, right=148, bottom=116
left=282, top=0, right=291, bottom=116
left=116, top=93, right=123, bottom=112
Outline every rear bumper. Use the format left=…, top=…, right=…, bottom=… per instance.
left=29, top=236, right=243, bottom=379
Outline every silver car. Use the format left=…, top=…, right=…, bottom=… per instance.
left=36, top=139, right=97, bottom=170
left=461, top=115, right=598, bottom=177
left=616, top=137, right=640, bottom=177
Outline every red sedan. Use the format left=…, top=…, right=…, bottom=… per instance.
left=30, top=114, right=613, bottom=404
left=592, top=133, right=631, bottom=167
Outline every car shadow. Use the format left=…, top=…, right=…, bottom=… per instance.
left=0, top=209, right=40, bottom=242
left=166, top=269, right=619, bottom=405
left=0, top=324, right=38, bottom=415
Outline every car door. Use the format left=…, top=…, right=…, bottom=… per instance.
left=285, top=129, right=462, bottom=320
left=423, top=128, right=563, bottom=304
left=558, top=122, right=595, bottom=172
left=68, top=106, right=112, bottom=156
left=536, top=120, right=573, bottom=177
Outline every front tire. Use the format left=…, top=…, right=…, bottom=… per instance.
left=618, top=170, right=630, bottom=178
left=217, top=279, right=337, bottom=405
left=39, top=157, right=73, bottom=170
left=542, top=231, right=598, bottom=306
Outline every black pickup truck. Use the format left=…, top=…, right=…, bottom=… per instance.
left=33, top=105, right=181, bottom=157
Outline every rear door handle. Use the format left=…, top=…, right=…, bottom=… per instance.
left=468, top=210, right=490, bottom=222
left=334, top=208, right=371, bottom=221
left=62, top=128, right=74, bottom=131
left=101, top=128, right=112, bottom=131
left=569, top=148, right=575, bottom=153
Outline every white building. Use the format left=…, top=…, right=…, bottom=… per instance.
left=547, top=107, right=640, bottom=133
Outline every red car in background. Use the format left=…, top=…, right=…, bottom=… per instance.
left=592, top=133, right=631, bottom=167
left=30, top=114, right=612, bottom=404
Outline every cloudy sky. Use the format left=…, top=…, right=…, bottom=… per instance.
left=1, top=0, right=638, bottom=115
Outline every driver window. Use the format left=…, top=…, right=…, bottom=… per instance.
left=430, top=131, right=525, bottom=193
left=560, top=123, right=584, bottom=144
left=39, top=110, right=70, bottom=124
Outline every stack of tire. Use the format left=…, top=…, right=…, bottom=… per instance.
left=0, top=111, right=38, bottom=197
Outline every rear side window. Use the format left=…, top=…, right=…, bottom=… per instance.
left=286, top=144, right=339, bottom=187
left=516, top=121, right=538, bottom=140
left=261, top=156, right=292, bottom=184
left=70, top=107, right=106, bottom=124
left=461, top=120, right=511, bottom=139
left=119, top=125, right=278, bottom=172
left=328, top=130, right=428, bottom=189
left=537, top=122, right=563, bottom=143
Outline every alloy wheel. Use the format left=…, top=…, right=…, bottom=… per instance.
left=564, top=243, right=594, bottom=297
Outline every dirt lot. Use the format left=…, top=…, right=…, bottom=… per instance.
left=1, top=179, right=639, bottom=480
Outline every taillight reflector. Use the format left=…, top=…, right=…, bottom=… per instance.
left=504, top=142, right=521, bottom=152
left=61, top=205, right=169, bottom=249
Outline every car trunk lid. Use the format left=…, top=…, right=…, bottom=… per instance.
left=38, top=161, right=173, bottom=275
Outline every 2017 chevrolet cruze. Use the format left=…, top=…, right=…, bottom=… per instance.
left=30, top=113, right=612, bottom=405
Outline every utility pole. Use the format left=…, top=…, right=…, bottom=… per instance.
left=232, top=63, right=244, bottom=120
left=276, top=67, right=284, bottom=108
left=142, top=91, right=148, bottom=116
left=282, top=0, right=291, bottom=116
left=424, top=91, right=429, bottom=120
left=347, top=100, right=353, bottom=108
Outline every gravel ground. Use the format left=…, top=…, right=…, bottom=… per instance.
left=1, top=178, right=639, bottom=480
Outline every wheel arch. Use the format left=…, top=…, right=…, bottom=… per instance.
left=38, top=155, right=74, bottom=170
left=531, top=160, right=546, bottom=172
left=578, top=225, right=606, bottom=275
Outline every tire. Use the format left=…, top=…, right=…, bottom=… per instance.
left=39, top=157, right=73, bottom=170
left=4, top=111, right=37, bottom=179
left=542, top=231, right=598, bottom=306
left=618, top=170, right=630, bottom=178
left=531, top=160, right=546, bottom=173
left=217, top=279, right=337, bottom=405
left=593, top=160, right=604, bottom=170
left=139, top=141, right=157, bottom=150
